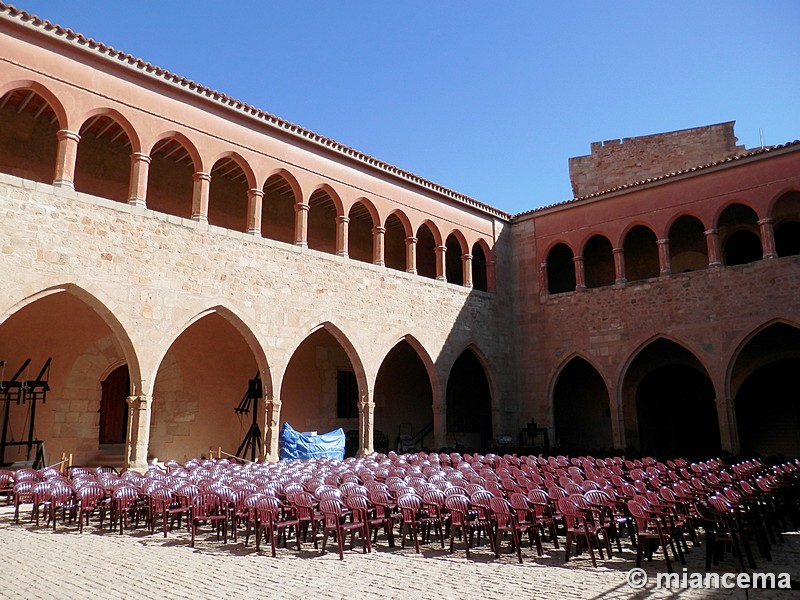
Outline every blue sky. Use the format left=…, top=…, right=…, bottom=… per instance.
left=14, top=1, right=800, bottom=215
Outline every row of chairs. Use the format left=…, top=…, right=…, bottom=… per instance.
left=3, top=454, right=798, bottom=569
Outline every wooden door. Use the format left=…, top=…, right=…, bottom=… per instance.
left=99, top=365, right=129, bottom=444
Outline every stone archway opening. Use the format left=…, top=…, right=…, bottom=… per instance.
left=0, top=291, right=129, bottom=467
left=636, top=364, right=719, bottom=459
left=736, top=360, right=800, bottom=457
left=348, top=201, right=374, bottom=264
left=281, top=328, right=358, bottom=444
left=75, top=115, right=132, bottom=203
left=733, top=323, right=800, bottom=457
left=0, top=88, right=59, bottom=183
left=374, top=340, right=433, bottom=453
left=384, top=214, right=407, bottom=271
left=147, top=137, right=195, bottom=219
left=208, top=157, right=249, bottom=232
left=553, top=358, right=612, bottom=453
left=446, top=349, right=492, bottom=450
left=262, top=173, right=297, bottom=244
left=623, top=338, right=720, bottom=459
left=150, top=313, right=258, bottom=463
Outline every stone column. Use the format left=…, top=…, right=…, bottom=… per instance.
left=191, top=172, right=211, bottom=223
left=434, top=245, right=447, bottom=281
left=372, top=226, right=385, bottom=266
left=336, top=215, right=350, bottom=257
left=358, top=398, right=376, bottom=455
left=612, top=247, right=627, bottom=285
left=573, top=255, right=586, bottom=290
left=432, top=401, right=447, bottom=450
left=607, top=380, right=625, bottom=450
left=717, top=395, right=740, bottom=455
left=461, top=253, right=473, bottom=288
left=126, top=395, right=153, bottom=471
left=127, top=152, right=151, bottom=207
left=704, top=228, right=722, bottom=268
left=246, top=188, right=264, bottom=235
left=540, top=262, right=549, bottom=294
left=405, top=236, right=417, bottom=274
left=657, top=238, right=672, bottom=276
left=487, top=259, right=496, bottom=292
left=265, top=398, right=282, bottom=462
left=758, top=217, right=777, bottom=259
left=53, top=129, right=81, bottom=190
left=294, top=203, right=309, bottom=247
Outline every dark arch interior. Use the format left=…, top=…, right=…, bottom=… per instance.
left=553, top=358, right=612, bottom=452
left=636, top=364, right=720, bottom=459
left=547, top=243, right=575, bottom=294
left=374, top=341, right=433, bottom=453
left=446, top=350, right=492, bottom=448
left=735, top=359, right=800, bottom=457
left=724, top=229, right=762, bottom=266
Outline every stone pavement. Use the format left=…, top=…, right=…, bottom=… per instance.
left=0, top=504, right=798, bottom=600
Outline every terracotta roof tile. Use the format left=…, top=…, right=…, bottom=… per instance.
left=514, top=141, right=800, bottom=219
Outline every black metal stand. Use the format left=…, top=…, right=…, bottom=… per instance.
left=0, top=358, right=51, bottom=468
left=518, top=417, right=550, bottom=450
left=235, top=373, right=263, bottom=462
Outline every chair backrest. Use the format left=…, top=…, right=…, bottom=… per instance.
left=508, top=492, right=529, bottom=509
left=443, top=494, right=470, bottom=526
left=50, top=484, right=74, bottom=504
left=422, top=489, right=445, bottom=515
left=78, top=484, right=106, bottom=507
left=557, top=496, right=587, bottom=525
left=31, top=480, right=52, bottom=498
left=112, top=485, right=139, bottom=509
left=708, top=494, right=733, bottom=515
left=584, top=489, right=613, bottom=508
left=319, top=498, right=347, bottom=527
left=193, top=492, right=225, bottom=517
left=0, top=470, right=15, bottom=489
left=149, top=487, right=173, bottom=508
left=344, top=494, right=370, bottom=523
left=489, top=496, right=514, bottom=528
left=343, top=484, right=369, bottom=498
left=547, top=486, right=568, bottom=501
left=13, top=481, right=36, bottom=501
left=255, top=495, right=283, bottom=523
left=444, top=486, right=468, bottom=498
left=16, top=468, right=43, bottom=483
left=470, top=490, right=494, bottom=518
left=283, top=483, right=304, bottom=501
left=397, top=493, right=421, bottom=522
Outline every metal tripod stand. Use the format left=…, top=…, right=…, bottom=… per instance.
left=235, top=372, right=263, bottom=462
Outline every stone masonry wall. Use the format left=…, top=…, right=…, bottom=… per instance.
left=568, top=122, right=746, bottom=197
left=0, top=174, right=517, bottom=450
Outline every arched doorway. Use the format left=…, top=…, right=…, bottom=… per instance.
left=99, top=365, right=130, bottom=444
left=151, top=312, right=258, bottom=462
left=553, top=357, right=612, bottom=452
left=281, top=327, right=360, bottom=440
left=736, top=360, right=800, bottom=457
left=0, top=288, right=133, bottom=466
left=636, top=364, right=719, bottom=459
left=374, top=340, right=433, bottom=453
left=732, top=323, right=800, bottom=457
left=622, top=338, right=720, bottom=459
left=446, top=349, right=492, bottom=449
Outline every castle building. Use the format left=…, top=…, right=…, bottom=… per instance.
left=0, top=4, right=798, bottom=469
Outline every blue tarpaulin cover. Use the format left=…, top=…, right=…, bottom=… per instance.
left=279, top=422, right=346, bottom=461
